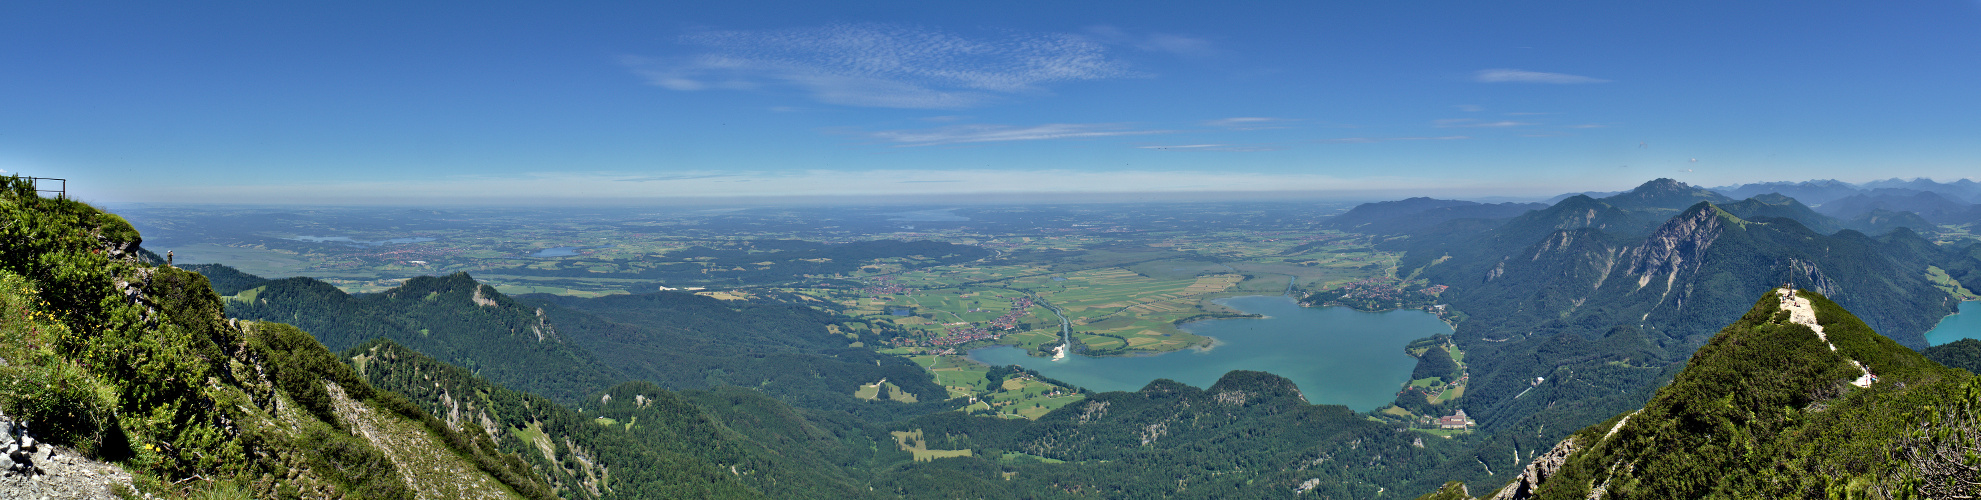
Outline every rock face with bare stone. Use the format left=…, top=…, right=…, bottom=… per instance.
left=0, top=412, right=137, bottom=500
left=1486, top=438, right=1578, bottom=500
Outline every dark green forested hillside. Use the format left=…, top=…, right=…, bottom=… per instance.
left=519, top=292, right=960, bottom=421
left=215, top=264, right=962, bottom=421
left=1718, top=193, right=1845, bottom=234
left=179, top=262, right=272, bottom=296
left=1924, top=338, right=1981, bottom=374
left=351, top=339, right=879, bottom=499
left=1935, top=243, right=1981, bottom=292
left=896, top=370, right=1471, bottom=498
left=0, top=175, right=548, bottom=498
left=350, top=330, right=1477, bottom=498
left=1419, top=288, right=1981, bottom=498
left=223, top=272, right=625, bottom=404
left=1849, top=208, right=1939, bottom=236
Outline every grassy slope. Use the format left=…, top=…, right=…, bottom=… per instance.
left=0, top=176, right=545, bottom=498
left=1420, top=289, right=1980, bottom=498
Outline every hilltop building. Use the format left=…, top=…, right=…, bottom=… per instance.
left=1438, top=409, right=1474, bottom=430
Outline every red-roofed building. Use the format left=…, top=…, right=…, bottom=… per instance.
left=1437, top=409, right=1474, bottom=430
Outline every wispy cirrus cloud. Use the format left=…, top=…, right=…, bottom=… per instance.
left=1434, top=118, right=1536, bottom=128
left=1313, top=136, right=1470, bottom=144
left=1136, top=143, right=1283, bottom=152
left=1203, top=117, right=1299, bottom=130
left=1473, top=68, right=1610, bottom=84
left=623, top=23, right=1139, bottom=109
left=867, top=123, right=1170, bottom=146
left=1138, top=144, right=1227, bottom=149
left=617, top=173, right=735, bottom=182
left=1083, top=26, right=1216, bottom=58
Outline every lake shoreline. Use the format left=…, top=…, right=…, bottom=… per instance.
left=965, top=294, right=1454, bottom=411
left=1924, top=299, right=1981, bottom=346
left=1299, top=299, right=1460, bottom=328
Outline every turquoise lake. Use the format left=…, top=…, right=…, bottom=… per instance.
left=967, top=295, right=1453, bottom=411
left=1924, top=301, right=1981, bottom=346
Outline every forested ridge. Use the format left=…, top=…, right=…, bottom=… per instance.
left=1416, top=289, right=1981, bottom=498
left=222, top=267, right=963, bottom=421
left=1925, top=338, right=1981, bottom=374
left=520, top=291, right=959, bottom=421
left=351, top=339, right=872, bottom=499
left=223, top=272, right=625, bottom=404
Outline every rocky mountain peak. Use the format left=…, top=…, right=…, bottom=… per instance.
left=1633, top=177, right=1687, bottom=192
left=1625, top=202, right=1727, bottom=287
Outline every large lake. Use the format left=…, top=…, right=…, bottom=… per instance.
left=1924, top=301, right=1981, bottom=346
left=968, top=295, right=1452, bottom=411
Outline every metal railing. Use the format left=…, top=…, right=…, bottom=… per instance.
left=28, top=177, right=66, bottom=200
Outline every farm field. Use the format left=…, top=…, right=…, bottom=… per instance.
left=890, top=429, right=973, bottom=462
left=143, top=202, right=1420, bottom=359
left=911, top=355, right=1083, bottom=419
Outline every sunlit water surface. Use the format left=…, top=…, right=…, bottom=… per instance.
left=968, top=295, right=1452, bottom=411
left=1925, top=301, right=1981, bottom=346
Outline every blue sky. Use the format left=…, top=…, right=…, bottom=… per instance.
left=5, top=1, right=1980, bottom=204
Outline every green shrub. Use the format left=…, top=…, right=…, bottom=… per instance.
left=0, top=271, right=118, bottom=453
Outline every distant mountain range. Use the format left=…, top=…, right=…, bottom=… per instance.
left=1712, top=178, right=1981, bottom=223
left=1543, top=178, right=1981, bottom=228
